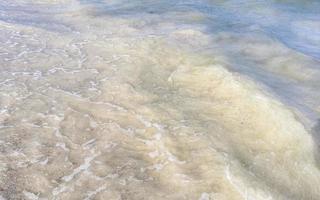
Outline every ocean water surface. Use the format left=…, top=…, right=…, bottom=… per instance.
left=0, top=0, right=320, bottom=199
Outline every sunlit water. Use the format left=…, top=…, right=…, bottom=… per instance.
left=0, top=0, right=320, bottom=199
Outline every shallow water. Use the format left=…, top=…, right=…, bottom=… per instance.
left=0, top=0, right=320, bottom=199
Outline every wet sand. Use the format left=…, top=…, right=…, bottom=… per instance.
left=0, top=0, right=320, bottom=199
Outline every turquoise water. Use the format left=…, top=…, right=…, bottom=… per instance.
left=0, top=0, right=320, bottom=199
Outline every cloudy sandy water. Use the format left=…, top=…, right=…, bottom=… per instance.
left=0, top=0, right=320, bottom=199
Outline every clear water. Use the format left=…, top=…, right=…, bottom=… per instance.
left=0, top=0, right=320, bottom=199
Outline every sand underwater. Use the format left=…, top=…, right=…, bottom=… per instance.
left=0, top=0, right=320, bottom=199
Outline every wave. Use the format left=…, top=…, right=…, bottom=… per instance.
left=0, top=1, right=320, bottom=200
